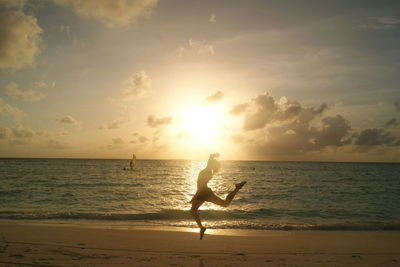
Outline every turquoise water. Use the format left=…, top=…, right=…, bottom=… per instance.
left=0, top=158, right=399, bottom=230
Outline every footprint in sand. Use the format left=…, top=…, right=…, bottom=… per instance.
left=233, top=252, right=246, bottom=256
left=0, top=243, right=8, bottom=253
left=9, top=253, right=24, bottom=259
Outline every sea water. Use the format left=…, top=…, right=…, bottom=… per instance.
left=0, top=158, right=399, bottom=230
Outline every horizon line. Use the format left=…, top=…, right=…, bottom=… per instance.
left=0, top=156, right=399, bottom=164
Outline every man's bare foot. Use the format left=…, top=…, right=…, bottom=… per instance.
left=200, top=227, right=206, bottom=240
left=235, top=181, right=247, bottom=189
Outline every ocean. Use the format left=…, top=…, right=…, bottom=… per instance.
left=0, top=158, right=399, bottom=230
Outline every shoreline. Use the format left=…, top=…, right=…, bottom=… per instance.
left=0, top=219, right=299, bottom=237
left=1, top=218, right=399, bottom=232
left=1, top=221, right=400, bottom=266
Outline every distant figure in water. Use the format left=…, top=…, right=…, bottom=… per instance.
left=190, top=153, right=246, bottom=240
left=130, top=153, right=136, bottom=170
left=123, top=153, right=136, bottom=171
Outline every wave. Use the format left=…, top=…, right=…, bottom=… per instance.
left=196, top=222, right=400, bottom=231
left=0, top=209, right=241, bottom=221
left=0, top=210, right=399, bottom=230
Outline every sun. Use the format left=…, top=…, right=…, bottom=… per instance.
left=179, top=105, right=224, bottom=144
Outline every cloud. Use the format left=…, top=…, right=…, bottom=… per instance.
left=209, top=13, right=216, bottom=23
left=112, top=138, right=124, bottom=145
left=229, top=93, right=365, bottom=158
left=0, top=98, right=26, bottom=120
left=48, top=139, right=70, bottom=149
left=0, top=0, right=26, bottom=9
left=249, top=114, right=351, bottom=157
left=230, top=133, right=245, bottom=144
left=11, top=124, right=34, bottom=138
left=313, top=115, right=352, bottom=147
left=204, top=90, right=224, bottom=103
left=100, top=117, right=129, bottom=129
left=4, top=82, right=47, bottom=102
left=230, top=92, right=327, bottom=131
left=0, top=124, right=38, bottom=145
left=395, top=99, right=400, bottom=112
left=147, top=114, right=172, bottom=128
left=354, top=128, right=399, bottom=147
left=138, top=136, right=148, bottom=143
left=9, top=139, right=29, bottom=145
left=360, top=16, right=400, bottom=30
left=384, top=118, right=398, bottom=127
left=130, top=133, right=148, bottom=144
left=178, top=39, right=215, bottom=57
left=234, top=92, right=323, bottom=131
left=242, top=92, right=278, bottom=130
left=229, top=103, right=249, bottom=115
left=0, top=124, right=38, bottom=139
left=122, top=70, right=152, bottom=100
left=52, top=0, right=158, bottom=28
left=35, top=81, right=55, bottom=90
left=0, top=126, right=10, bottom=139
left=0, top=4, right=42, bottom=69
left=189, top=39, right=214, bottom=56
left=238, top=96, right=397, bottom=158
left=59, top=115, right=78, bottom=124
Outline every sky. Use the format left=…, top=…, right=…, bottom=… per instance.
left=0, top=0, right=400, bottom=161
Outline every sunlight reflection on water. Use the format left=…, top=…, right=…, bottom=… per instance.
left=1, top=159, right=399, bottom=230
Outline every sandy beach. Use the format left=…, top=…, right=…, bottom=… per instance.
left=0, top=221, right=399, bottom=267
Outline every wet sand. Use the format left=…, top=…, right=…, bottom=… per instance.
left=1, top=221, right=399, bottom=266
